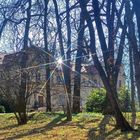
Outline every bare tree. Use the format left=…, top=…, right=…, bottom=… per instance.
left=125, top=0, right=136, bottom=126
left=78, top=0, right=134, bottom=131
left=73, top=12, right=85, bottom=113
left=52, top=0, right=72, bottom=121
left=43, top=0, right=51, bottom=112
left=65, top=0, right=72, bottom=118
left=17, top=0, right=31, bottom=125
left=0, top=47, right=47, bottom=125
left=131, top=0, right=140, bottom=44
left=126, top=0, right=140, bottom=107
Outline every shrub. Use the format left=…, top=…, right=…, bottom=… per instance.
left=0, top=105, right=5, bottom=113
left=118, top=86, right=131, bottom=112
left=0, top=99, right=13, bottom=113
left=86, top=86, right=131, bottom=113
left=86, top=88, right=106, bottom=112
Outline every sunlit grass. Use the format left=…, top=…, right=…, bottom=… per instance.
left=0, top=112, right=140, bottom=140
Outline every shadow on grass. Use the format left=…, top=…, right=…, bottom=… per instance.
left=88, top=115, right=111, bottom=140
left=76, top=123, right=85, bottom=129
left=5, top=113, right=66, bottom=140
left=124, top=124, right=140, bottom=140
left=0, top=124, right=18, bottom=131
left=88, top=115, right=140, bottom=140
left=105, top=121, right=140, bottom=140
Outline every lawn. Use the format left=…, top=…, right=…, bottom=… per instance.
left=0, top=112, right=140, bottom=140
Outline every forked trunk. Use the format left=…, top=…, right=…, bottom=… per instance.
left=73, top=13, right=85, bottom=113
left=14, top=109, right=27, bottom=125
left=105, top=85, right=134, bottom=131
left=18, top=112, right=27, bottom=125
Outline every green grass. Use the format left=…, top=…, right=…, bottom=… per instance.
left=0, top=112, right=140, bottom=140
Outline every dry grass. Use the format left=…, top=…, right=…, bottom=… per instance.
left=0, top=112, right=140, bottom=140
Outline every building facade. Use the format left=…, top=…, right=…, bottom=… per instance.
left=0, top=47, right=125, bottom=111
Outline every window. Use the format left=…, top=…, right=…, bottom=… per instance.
left=38, top=96, right=44, bottom=107
left=59, top=94, right=66, bottom=106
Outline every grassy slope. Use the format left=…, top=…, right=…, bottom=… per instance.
left=0, top=112, right=140, bottom=140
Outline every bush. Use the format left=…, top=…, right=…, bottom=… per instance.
left=86, top=86, right=131, bottom=113
left=118, top=86, right=131, bottom=112
left=0, top=99, right=13, bottom=113
left=86, top=88, right=106, bottom=112
left=0, top=105, right=5, bottom=113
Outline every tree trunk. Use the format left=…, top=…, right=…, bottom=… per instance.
left=126, top=0, right=140, bottom=107
left=44, top=0, right=51, bottom=112
left=129, top=44, right=136, bottom=126
left=132, top=0, right=140, bottom=44
left=127, top=2, right=140, bottom=104
left=17, top=0, right=31, bottom=125
left=105, top=83, right=133, bottom=131
left=73, top=50, right=82, bottom=113
left=133, top=55, right=140, bottom=107
left=79, top=0, right=134, bottom=131
left=73, top=13, right=85, bottom=113
left=126, top=0, right=136, bottom=126
left=65, top=0, right=72, bottom=121
left=18, top=111, right=27, bottom=125
left=53, top=0, right=72, bottom=121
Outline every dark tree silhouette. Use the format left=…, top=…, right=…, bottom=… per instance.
left=73, top=13, right=85, bottom=113
left=16, top=0, right=31, bottom=125
left=79, top=0, right=134, bottom=131
left=53, top=0, right=72, bottom=121
left=43, top=0, right=51, bottom=112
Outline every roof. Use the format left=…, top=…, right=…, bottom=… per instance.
left=83, top=65, right=98, bottom=74
left=0, top=53, right=6, bottom=64
left=3, top=47, right=47, bottom=67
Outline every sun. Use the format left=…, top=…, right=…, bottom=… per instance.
left=57, top=58, right=63, bottom=64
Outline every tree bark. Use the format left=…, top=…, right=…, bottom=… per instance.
left=44, top=0, right=51, bottom=112
left=18, top=0, right=31, bottom=125
left=132, top=0, right=140, bottom=44
left=53, top=0, right=72, bottom=121
left=79, top=0, right=134, bottom=131
left=126, top=0, right=136, bottom=126
left=73, top=13, right=85, bottom=113
left=126, top=0, right=140, bottom=107
left=129, top=44, right=136, bottom=126
left=65, top=0, right=72, bottom=120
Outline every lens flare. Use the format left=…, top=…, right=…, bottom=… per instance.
left=57, top=58, right=63, bottom=64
